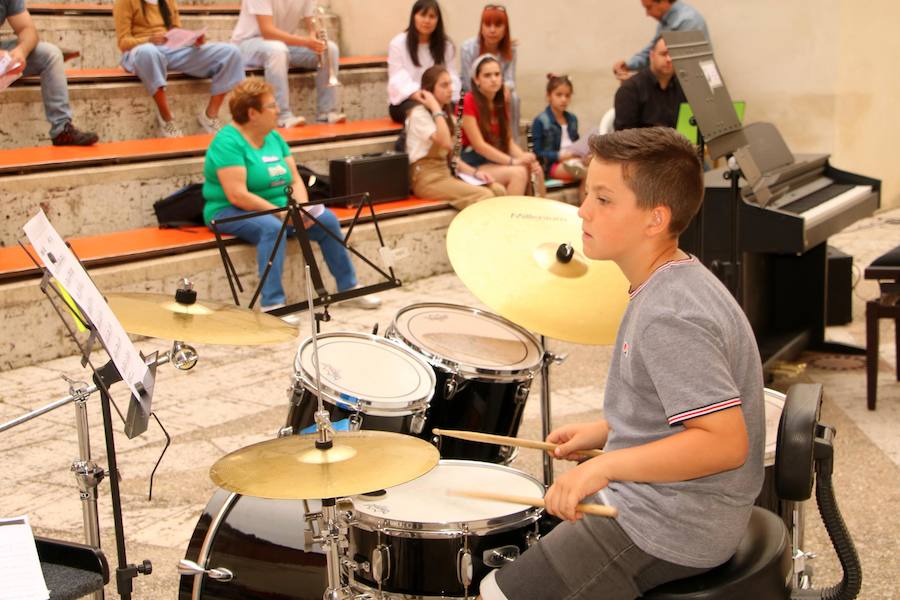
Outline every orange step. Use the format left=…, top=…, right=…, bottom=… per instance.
left=0, top=117, right=401, bottom=175
left=0, top=198, right=450, bottom=282
left=13, top=55, right=388, bottom=86
left=28, top=3, right=241, bottom=15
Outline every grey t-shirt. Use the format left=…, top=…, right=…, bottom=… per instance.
left=1, top=0, right=26, bottom=24
left=601, top=256, right=764, bottom=568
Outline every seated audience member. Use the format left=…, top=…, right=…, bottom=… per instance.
left=203, top=78, right=379, bottom=311
left=614, top=37, right=685, bottom=131
left=0, top=0, right=98, bottom=145
left=460, top=4, right=520, bottom=143
left=387, top=0, right=460, bottom=124
left=406, top=65, right=505, bottom=210
left=460, top=54, right=542, bottom=197
left=113, top=0, right=245, bottom=137
left=532, top=74, right=587, bottom=182
left=231, top=0, right=345, bottom=128
left=613, top=0, right=708, bottom=81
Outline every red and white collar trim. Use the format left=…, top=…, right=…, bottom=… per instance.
left=628, top=255, right=697, bottom=299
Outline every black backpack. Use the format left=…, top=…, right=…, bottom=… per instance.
left=153, top=183, right=206, bottom=228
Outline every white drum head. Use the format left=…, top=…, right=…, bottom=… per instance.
left=296, top=333, right=434, bottom=410
left=764, top=388, right=785, bottom=464
left=390, top=303, right=542, bottom=377
left=353, top=460, right=543, bottom=527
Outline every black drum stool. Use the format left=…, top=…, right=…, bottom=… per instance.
left=643, top=384, right=861, bottom=600
left=865, top=244, right=900, bottom=410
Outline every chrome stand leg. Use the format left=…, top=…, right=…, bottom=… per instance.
left=71, top=393, right=106, bottom=600
left=319, top=500, right=350, bottom=600
left=539, top=339, right=567, bottom=487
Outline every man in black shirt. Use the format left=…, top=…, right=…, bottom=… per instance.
left=613, top=36, right=686, bottom=131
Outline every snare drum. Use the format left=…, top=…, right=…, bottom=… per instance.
left=286, top=332, right=436, bottom=436
left=754, top=388, right=804, bottom=548
left=347, top=460, right=544, bottom=598
left=387, top=303, right=543, bottom=463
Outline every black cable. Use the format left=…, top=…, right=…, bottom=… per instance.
left=147, top=412, right=171, bottom=502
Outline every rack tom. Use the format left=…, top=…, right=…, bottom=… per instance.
left=387, top=303, right=543, bottom=463
left=347, top=460, right=544, bottom=598
left=286, top=332, right=435, bottom=436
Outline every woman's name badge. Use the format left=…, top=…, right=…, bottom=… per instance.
left=267, top=164, right=287, bottom=178
left=262, top=155, right=281, bottom=163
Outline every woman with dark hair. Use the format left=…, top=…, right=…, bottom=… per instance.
left=113, top=0, right=244, bottom=137
left=203, top=78, right=380, bottom=311
left=460, top=54, right=543, bottom=196
left=460, top=4, right=521, bottom=142
left=406, top=65, right=506, bottom=209
left=387, top=0, right=460, bottom=123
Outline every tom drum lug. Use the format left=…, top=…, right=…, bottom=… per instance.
left=371, top=544, right=390, bottom=584
left=411, top=411, right=426, bottom=434
left=349, top=412, right=363, bottom=431
left=444, top=373, right=459, bottom=400
left=177, top=559, right=233, bottom=582
left=456, top=548, right=473, bottom=587
left=514, top=381, right=531, bottom=404
left=526, top=529, right=541, bottom=547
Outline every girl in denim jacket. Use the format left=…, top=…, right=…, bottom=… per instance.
left=531, top=74, right=587, bottom=182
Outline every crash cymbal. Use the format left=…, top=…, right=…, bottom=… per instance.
left=107, top=292, right=296, bottom=345
left=447, top=196, right=629, bottom=345
left=210, top=431, right=440, bottom=500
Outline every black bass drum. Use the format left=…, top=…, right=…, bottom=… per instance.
left=178, top=489, right=326, bottom=600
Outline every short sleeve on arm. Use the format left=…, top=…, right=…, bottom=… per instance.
left=638, top=312, right=741, bottom=426
left=245, top=0, right=274, bottom=17
left=207, top=129, right=248, bottom=172
left=462, top=92, right=478, bottom=118
left=301, top=0, right=315, bottom=17
left=5, top=0, right=26, bottom=18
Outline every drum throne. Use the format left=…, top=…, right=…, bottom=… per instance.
left=643, top=383, right=861, bottom=600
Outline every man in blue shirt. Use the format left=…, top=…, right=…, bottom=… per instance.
left=613, top=0, right=709, bottom=81
left=1, top=0, right=98, bottom=145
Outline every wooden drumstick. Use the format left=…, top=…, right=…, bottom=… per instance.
left=432, top=428, right=603, bottom=458
left=449, top=489, right=618, bottom=518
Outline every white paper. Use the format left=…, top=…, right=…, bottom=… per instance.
left=0, top=516, right=50, bottom=600
left=163, top=27, right=207, bottom=50
left=301, top=203, right=325, bottom=219
left=0, top=54, right=23, bottom=91
left=699, top=59, right=723, bottom=90
left=23, top=211, right=153, bottom=407
left=457, top=172, right=487, bottom=186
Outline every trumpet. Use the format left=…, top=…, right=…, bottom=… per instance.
left=315, top=4, right=340, bottom=87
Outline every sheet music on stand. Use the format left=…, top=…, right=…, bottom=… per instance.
left=0, top=516, right=50, bottom=600
left=22, top=211, right=154, bottom=411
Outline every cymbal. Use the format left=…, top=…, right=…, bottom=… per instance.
left=106, top=292, right=297, bottom=345
left=210, top=431, right=440, bottom=500
left=447, top=196, right=629, bottom=345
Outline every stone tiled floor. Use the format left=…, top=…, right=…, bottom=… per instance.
left=1, top=210, right=898, bottom=599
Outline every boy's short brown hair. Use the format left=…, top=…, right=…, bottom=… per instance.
left=589, top=127, right=704, bottom=236
left=229, top=78, right=274, bottom=125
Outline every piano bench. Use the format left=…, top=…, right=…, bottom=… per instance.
left=864, top=244, right=900, bottom=410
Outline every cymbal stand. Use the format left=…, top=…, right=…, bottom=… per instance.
left=539, top=338, right=567, bottom=487
left=301, top=264, right=353, bottom=600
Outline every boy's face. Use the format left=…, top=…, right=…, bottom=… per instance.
left=578, top=158, right=654, bottom=261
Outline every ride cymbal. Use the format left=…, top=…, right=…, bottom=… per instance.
left=107, top=292, right=296, bottom=345
left=210, top=431, right=440, bottom=500
left=447, top=196, right=629, bottom=345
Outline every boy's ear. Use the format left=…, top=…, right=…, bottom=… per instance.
left=649, top=206, right=671, bottom=234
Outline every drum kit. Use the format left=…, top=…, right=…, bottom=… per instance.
left=6, top=196, right=808, bottom=599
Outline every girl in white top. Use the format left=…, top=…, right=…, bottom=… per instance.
left=387, top=0, right=460, bottom=123
left=405, top=65, right=505, bottom=210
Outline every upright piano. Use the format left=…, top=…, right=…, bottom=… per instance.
left=681, top=153, right=881, bottom=369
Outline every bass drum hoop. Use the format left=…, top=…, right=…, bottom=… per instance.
left=189, top=491, right=240, bottom=600
left=294, top=331, right=435, bottom=416
left=350, top=460, right=543, bottom=539
left=387, top=302, right=543, bottom=382
left=350, top=579, right=476, bottom=600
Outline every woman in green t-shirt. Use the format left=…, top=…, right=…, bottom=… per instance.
left=203, top=78, right=379, bottom=310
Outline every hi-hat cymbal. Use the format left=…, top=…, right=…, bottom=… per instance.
left=210, top=431, right=440, bottom=500
left=447, top=196, right=629, bottom=345
left=107, top=292, right=297, bottom=345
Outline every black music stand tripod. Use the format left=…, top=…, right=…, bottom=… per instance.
left=210, top=189, right=402, bottom=323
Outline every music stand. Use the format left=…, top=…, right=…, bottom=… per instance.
left=11, top=215, right=158, bottom=600
left=210, top=189, right=401, bottom=321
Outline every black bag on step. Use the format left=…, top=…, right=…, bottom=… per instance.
left=296, top=164, right=331, bottom=201
left=153, top=183, right=206, bottom=228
